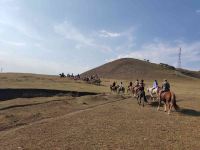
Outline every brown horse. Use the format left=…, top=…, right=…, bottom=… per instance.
left=132, top=85, right=140, bottom=97
left=127, top=85, right=133, bottom=94
left=157, top=91, right=180, bottom=114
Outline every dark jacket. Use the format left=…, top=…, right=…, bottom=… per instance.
left=162, top=82, right=170, bottom=91
left=139, top=82, right=145, bottom=91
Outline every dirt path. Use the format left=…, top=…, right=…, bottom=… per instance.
left=0, top=95, right=200, bottom=150
left=0, top=94, right=127, bottom=137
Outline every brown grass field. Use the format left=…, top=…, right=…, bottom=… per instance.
left=0, top=72, right=200, bottom=150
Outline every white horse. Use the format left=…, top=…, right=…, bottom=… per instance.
left=147, top=87, right=161, bottom=101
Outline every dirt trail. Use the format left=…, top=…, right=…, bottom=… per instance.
left=0, top=94, right=200, bottom=150
left=0, top=94, right=127, bottom=137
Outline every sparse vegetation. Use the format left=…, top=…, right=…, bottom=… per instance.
left=0, top=64, right=200, bottom=149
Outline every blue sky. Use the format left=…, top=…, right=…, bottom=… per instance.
left=0, top=0, right=200, bottom=74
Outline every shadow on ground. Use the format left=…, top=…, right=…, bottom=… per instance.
left=178, top=108, right=200, bottom=117
left=148, top=101, right=164, bottom=107
left=0, top=88, right=98, bottom=101
left=149, top=101, right=200, bottom=117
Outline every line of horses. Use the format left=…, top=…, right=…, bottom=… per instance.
left=59, top=73, right=101, bottom=86
left=110, top=83, right=179, bottom=115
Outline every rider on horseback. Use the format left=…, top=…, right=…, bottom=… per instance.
left=132, top=79, right=140, bottom=94
left=135, top=79, right=139, bottom=87
left=138, top=80, right=148, bottom=103
left=159, top=79, right=170, bottom=99
left=119, top=82, right=124, bottom=90
left=162, top=79, right=170, bottom=92
left=139, top=80, right=145, bottom=91
left=152, top=80, right=158, bottom=90
left=128, top=81, right=133, bottom=88
left=112, top=81, right=116, bottom=87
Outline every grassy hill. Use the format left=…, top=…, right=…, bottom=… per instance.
left=82, top=58, right=200, bottom=80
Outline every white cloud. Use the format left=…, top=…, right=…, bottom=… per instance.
left=109, top=40, right=200, bottom=69
left=54, top=21, right=137, bottom=54
left=54, top=20, right=114, bottom=52
left=54, top=21, right=94, bottom=47
left=99, top=30, right=121, bottom=38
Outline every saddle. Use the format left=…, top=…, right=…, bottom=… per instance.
left=160, top=90, right=170, bottom=97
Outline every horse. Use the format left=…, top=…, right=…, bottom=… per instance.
left=127, top=85, right=133, bottom=94
left=157, top=91, right=180, bottom=114
left=132, top=85, right=140, bottom=97
left=147, top=87, right=162, bottom=101
left=59, top=73, right=66, bottom=78
left=136, top=89, right=148, bottom=107
left=117, top=86, right=125, bottom=94
left=110, top=85, right=118, bottom=93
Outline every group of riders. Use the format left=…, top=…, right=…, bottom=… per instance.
left=59, top=73, right=81, bottom=80
left=60, top=73, right=101, bottom=85
left=82, top=74, right=100, bottom=82
left=110, top=79, right=171, bottom=102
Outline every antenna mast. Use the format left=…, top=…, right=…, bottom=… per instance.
left=178, top=48, right=182, bottom=68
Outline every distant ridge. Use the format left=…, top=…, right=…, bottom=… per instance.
left=81, top=58, right=200, bottom=80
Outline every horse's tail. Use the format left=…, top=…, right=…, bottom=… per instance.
left=171, top=92, right=180, bottom=110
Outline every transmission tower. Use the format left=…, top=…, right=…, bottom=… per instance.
left=178, top=48, right=182, bottom=68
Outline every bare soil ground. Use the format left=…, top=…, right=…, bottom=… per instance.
left=0, top=73, right=200, bottom=150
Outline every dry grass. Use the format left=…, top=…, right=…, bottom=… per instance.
left=0, top=73, right=200, bottom=150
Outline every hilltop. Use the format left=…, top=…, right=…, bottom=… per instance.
left=82, top=58, right=200, bottom=80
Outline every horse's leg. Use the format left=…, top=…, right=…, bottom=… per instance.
left=140, top=95, right=142, bottom=105
left=156, top=94, right=159, bottom=101
left=133, top=90, right=135, bottom=97
left=139, top=96, right=141, bottom=105
left=166, top=100, right=171, bottom=113
left=164, top=103, right=167, bottom=112
left=142, top=96, right=144, bottom=107
left=150, top=91, right=154, bottom=102
left=170, top=102, right=174, bottom=111
left=168, top=104, right=171, bottom=115
left=137, top=95, right=140, bottom=105
left=133, top=89, right=136, bottom=97
left=157, top=99, right=161, bottom=111
left=168, top=102, right=172, bottom=114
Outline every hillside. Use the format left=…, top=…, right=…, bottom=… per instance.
left=176, top=68, right=200, bottom=79
left=81, top=58, right=200, bottom=80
